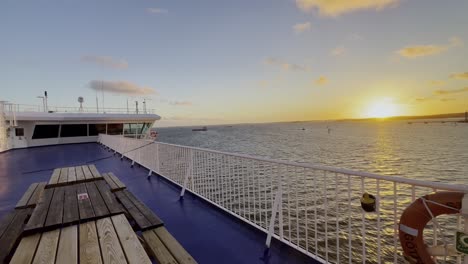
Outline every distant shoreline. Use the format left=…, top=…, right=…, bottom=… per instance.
left=342, top=112, right=467, bottom=122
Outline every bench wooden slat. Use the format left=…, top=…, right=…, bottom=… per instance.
left=45, top=186, right=65, bottom=227
left=56, top=225, right=78, bottom=264
left=15, top=183, right=39, bottom=209
left=115, top=191, right=151, bottom=230
left=82, top=165, right=93, bottom=180
left=95, top=180, right=123, bottom=214
left=88, top=164, right=102, bottom=179
left=124, top=190, right=164, bottom=229
left=77, top=183, right=95, bottom=220
left=63, top=185, right=79, bottom=224
left=32, top=229, right=60, bottom=264
left=25, top=188, right=55, bottom=232
left=0, top=210, right=16, bottom=239
left=75, top=166, right=86, bottom=182
left=96, top=217, right=127, bottom=264
left=26, top=182, right=47, bottom=208
left=142, top=230, right=178, bottom=264
left=48, top=168, right=61, bottom=185
left=9, top=233, right=41, bottom=264
left=155, top=227, right=198, bottom=264
left=58, top=167, right=69, bottom=184
left=0, top=208, right=32, bottom=263
left=108, top=172, right=126, bottom=189
left=68, top=167, right=77, bottom=182
left=103, top=173, right=120, bottom=192
left=79, top=221, right=102, bottom=264
left=111, top=214, right=151, bottom=264
left=85, top=182, right=109, bottom=218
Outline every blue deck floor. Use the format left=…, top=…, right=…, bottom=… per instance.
left=0, top=143, right=319, bottom=264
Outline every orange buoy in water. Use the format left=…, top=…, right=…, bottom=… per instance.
left=399, top=192, right=463, bottom=263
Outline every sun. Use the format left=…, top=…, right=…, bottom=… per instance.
left=365, top=98, right=398, bottom=118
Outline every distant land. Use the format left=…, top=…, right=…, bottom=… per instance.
left=343, top=112, right=468, bottom=122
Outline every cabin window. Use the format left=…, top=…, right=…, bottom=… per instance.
left=15, top=128, right=24, bottom=137
left=60, top=124, right=88, bottom=137
left=32, top=125, right=60, bottom=139
left=107, top=124, right=123, bottom=135
left=89, top=124, right=106, bottom=136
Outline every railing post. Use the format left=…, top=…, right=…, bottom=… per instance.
left=463, top=194, right=468, bottom=264
left=180, top=149, right=193, bottom=198
left=266, top=185, right=282, bottom=248
left=155, top=143, right=160, bottom=173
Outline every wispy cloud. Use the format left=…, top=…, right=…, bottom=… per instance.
left=434, top=87, right=468, bottom=95
left=415, top=97, right=428, bottom=102
left=293, top=22, right=311, bottom=34
left=169, top=100, right=192, bottom=106
left=146, top=8, right=168, bottom=14
left=450, top=72, right=468, bottom=80
left=315, top=76, right=328, bottom=85
left=89, top=80, right=156, bottom=95
left=264, top=57, right=310, bottom=71
left=429, top=80, right=445, bottom=86
left=331, top=46, right=346, bottom=56
left=396, top=37, right=462, bottom=59
left=81, top=55, right=128, bottom=69
left=295, top=0, right=399, bottom=16
left=440, top=98, right=456, bottom=102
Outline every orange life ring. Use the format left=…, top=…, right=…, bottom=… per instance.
left=399, top=191, right=463, bottom=263
left=150, top=131, right=158, bottom=138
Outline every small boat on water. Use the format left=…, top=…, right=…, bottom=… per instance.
left=192, top=126, right=207, bottom=132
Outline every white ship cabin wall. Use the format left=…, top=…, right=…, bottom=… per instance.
left=7, top=120, right=155, bottom=150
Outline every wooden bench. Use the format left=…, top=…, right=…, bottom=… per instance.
left=15, top=182, right=47, bottom=209
left=0, top=208, right=32, bottom=263
left=102, top=172, right=126, bottom=192
left=24, top=181, right=123, bottom=233
left=142, top=226, right=197, bottom=264
left=10, top=214, right=152, bottom=264
left=47, top=164, right=103, bottom=188
left=114, top=189, right=163, bottom=231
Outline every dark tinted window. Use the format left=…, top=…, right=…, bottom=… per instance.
left=32, top=125, right=60, bottom=139
left=15, top=128, right=24, bottom=136
left=89, top=124, right=106, bottom=136
left=60, top=124, right=88, bottom=137
left=107, top=124, right=123, bottom=135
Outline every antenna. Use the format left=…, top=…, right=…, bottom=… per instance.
left=142, top=97, right=152, bottom=114
left=78, top=96, right=84, bottom=112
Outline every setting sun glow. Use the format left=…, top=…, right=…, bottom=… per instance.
left=365, top=98, right=398, bottom=118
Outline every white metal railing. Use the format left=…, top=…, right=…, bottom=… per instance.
left=2, top=103, right=156, bottom=115
left=98, top=134, right=468, bottom=264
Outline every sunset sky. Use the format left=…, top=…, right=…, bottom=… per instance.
left=1, top=0, right=468, bottom=126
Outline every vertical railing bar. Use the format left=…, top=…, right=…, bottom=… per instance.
left=247, top=159, right=252, bottom=222
left=243, top=158, right=247, bottom=220
left=295, top=167, right=300, bottom=248
left=457, top=214, right=462, bottom=264
left=432, top=188, right=437, bottom=246
left=228, top=155, right=233, bottom=212
left=253, top=161, right=258, bottom=225
left=314, top=169, right=318, bottom=256
left=288, top=165, right=292, bottom=242
left=278, top=165, right=284, bottom=240
left=376, top=179, right=381, bottom=264
left=236, top=157, right=241, bottom=216
left=348, top=174, right=352, bottom=264
left=324, top=170, right=328, bottom=263
left=393, top=182, right=397, bottom=263
left=361, top=176, right=366, bottom=264
left=304, top=168, right=309, bottom=252
left=335, top=172, right=340, bottom=264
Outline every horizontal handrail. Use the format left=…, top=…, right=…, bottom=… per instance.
left=139, top=139, right=468, bottom=192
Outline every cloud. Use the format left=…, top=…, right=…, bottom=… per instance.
left=415, top=98, right=428, bottom=102
left=81, top=55, right=128, bottom=69
left=397, top=37, right=463, bottom=59
left=264, top=57, right=310, bottom=71
left=315, top=76, right=328, bottom=85
left=450, top=72, right=468, bottom=80
left=146, top=8, right=168, bottom=14
left=169, top=101, right=192, bottom=106
left=331, top=46, right=346, bottom=56
left=89, top=80, right=156, bottom=95
left=434, top=87, right=468, bottom=95
left=429, top=80, right=445, bottom=86
left=295, top=0, right=398, bottom=16
left=293, top=22, right=311, bottom=34
left=440, top=98, right=456, bottom=102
